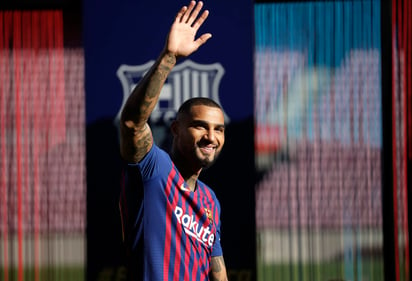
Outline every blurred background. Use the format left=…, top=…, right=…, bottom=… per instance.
left=1, top=0, right=411, bottom=280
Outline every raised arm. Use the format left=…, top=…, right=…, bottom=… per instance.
left=120, top=1, right=212, bottom=163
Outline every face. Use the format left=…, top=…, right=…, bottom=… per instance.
left=172, top=105, right=225, bottom=169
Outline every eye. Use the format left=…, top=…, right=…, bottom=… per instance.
left=215, top=126, right=225, bottom=133
left=195, top=124, right=207, bottom=130
left=191, top=121, right=208, bottom=130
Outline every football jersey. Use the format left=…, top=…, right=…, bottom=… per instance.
left=119, top=144, right=223, bottom=281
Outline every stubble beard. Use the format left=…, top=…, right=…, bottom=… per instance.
left=198, top=148, right=221, bottom=169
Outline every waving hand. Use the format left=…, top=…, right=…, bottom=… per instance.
left=165, top=1, right=212, bottom=58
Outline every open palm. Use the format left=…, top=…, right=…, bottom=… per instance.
left=166, top=1, right=212, bottom=58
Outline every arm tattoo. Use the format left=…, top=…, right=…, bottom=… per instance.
left=134, top=128, right=152, bottom=161
left=211, top=256, right=223, bottom=272
left=146, top=60, right=173, bottom=98
left=120, top=122, right=152, bottom=163
left=210, top=256, right=228, bottom=281
left=120, top=53, right=176, bottom=162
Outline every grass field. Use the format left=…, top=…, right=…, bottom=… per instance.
left=0, top=259, right=399, bottom=281
left=0, top=266, right=85, bottom=281
left=257, top=259, right=385, bottom=281
left=254, top=229, right=403, bottom=281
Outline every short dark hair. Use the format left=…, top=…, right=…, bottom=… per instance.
left=177, top=97, right=222, bottom=117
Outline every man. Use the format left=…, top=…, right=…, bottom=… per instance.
left=118, top=1, right=228, bottom=280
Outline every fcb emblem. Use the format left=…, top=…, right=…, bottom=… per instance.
left=115, top=59, right=229, bottom=128
left=205, top=208, right=213, bottom=225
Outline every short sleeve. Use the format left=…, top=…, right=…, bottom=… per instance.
left=211, top=199, right=223, bottom=257
left=133, top=144, right=171, bottom=180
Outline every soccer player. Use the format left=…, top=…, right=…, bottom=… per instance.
left=118, top=1, right=228, bottom=280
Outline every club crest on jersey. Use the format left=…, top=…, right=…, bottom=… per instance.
left=115, top=60, right=229, bottom=128
left=204, top=208, right=213, bottom=225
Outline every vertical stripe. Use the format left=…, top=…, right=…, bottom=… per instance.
left=178, top=188, right=192, bottom=280
left=0, top=11, right=10, bottom=281
left=200, top=71, right=209, bottom=98
left=31, top=9, right=39, bottom=273
left=183, top=232, right=190, bottom=281
left=401, top=0, right=410, bottom=278
left=191, top=70, right=199, bottom=100
left=198, top=184, right=214, bottom=277
left=13, top=11, right=24, bottom=281
left=172, top=174, right=184, bottom=281
left=53, top=10, right=66, bottom=148
left=191, top=191, right=201, bottom=280
left=32, top=12, right=41, bottom=281
left=173, top=73, right=181, bottom=111
left=173, top=174, right=185, bottom=281
left=163, top=166, right=183, bottom=281
left=21, top=12, right=30, bottom=281
left=408, top=0, right=412, bottom=159
left=182, top=69, right=190, bottom=102
left=392, top=0, right=400, bottom=280
left=163, top=168, right=176, bottom=280
left=191, top=249, right=199, bottom=280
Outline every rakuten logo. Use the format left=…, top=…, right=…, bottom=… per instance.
left=174, top=206, right=215, bottom=247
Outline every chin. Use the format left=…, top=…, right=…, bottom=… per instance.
left=199, top=157, right=216, bottom=169
left=195, top=150, right=221, bottom=169
left=200, top=162, right=213, bottom=169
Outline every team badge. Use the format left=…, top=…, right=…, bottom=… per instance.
left=205, top=208, right=213, bottom=225
left=115, top=59, right=229, bottom=128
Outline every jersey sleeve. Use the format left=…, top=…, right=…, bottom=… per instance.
left=131, top=144, right=171, bottom=180
left=211, top=197, right=223, bottom=257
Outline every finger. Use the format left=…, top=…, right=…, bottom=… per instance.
left=175, top=6, right=188, bottom=22
left=194, top=33, right=212, bottom=48
left=192, top=10, right=209, bottom=31
left=187, top=1, right=203, bottom=25
left=181, top=1, right=196, bottom=23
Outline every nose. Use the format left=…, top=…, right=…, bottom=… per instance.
left=204, top=129, right=216, bottom=142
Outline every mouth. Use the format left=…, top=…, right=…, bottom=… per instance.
left=199, top=145, right=216, bottom=155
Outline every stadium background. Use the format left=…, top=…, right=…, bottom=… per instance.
left=1, top=0, right=411, bottom=281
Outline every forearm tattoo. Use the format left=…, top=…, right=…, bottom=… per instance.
left=134, top=127, right=152, bottom=161
left=210, top=256, right=228, bottom=281
left=121, top=53, right=176, bottom=162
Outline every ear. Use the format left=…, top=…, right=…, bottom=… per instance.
left=170, top=120, right=179, bottom=137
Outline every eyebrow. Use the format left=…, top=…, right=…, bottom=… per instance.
left=190, top=119, right=225, bottom=129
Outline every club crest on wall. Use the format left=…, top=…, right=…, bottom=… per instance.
left=115, top=60, right=228, bottom=130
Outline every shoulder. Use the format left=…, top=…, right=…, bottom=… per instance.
left=137, top=143, right=170, bottom=165
left=197, top=180, right=220, bottom=203
left=126, top=144, right=173, bottom=178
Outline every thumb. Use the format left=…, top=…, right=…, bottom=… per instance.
left=195, top=33, right=212, bottom=48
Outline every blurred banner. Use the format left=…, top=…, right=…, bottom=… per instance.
left=0, top=10, right=86, bottom=281
left=83, top=0, right=255, bottom=280
left=254, top=1, right=388, bottom=281
left=391, top=0, right=412, bottom=279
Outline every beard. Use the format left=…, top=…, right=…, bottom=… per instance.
left=197, top=149, right=221, bottom=169
left=199, top=156, right=214, bottom=168
left=172, top=139, right=223, bottom=171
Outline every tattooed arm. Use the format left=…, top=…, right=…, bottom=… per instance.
left=119, top=1, right=212, bottom=163
left=210, top=256, right=228, bottom=281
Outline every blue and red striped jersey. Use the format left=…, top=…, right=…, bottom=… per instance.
left=119, top=144, right=223, bottom=281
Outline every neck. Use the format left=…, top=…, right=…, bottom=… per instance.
left=185, top=176, right=199, bottom=191
left=171, top=149, right=202, bottom=191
